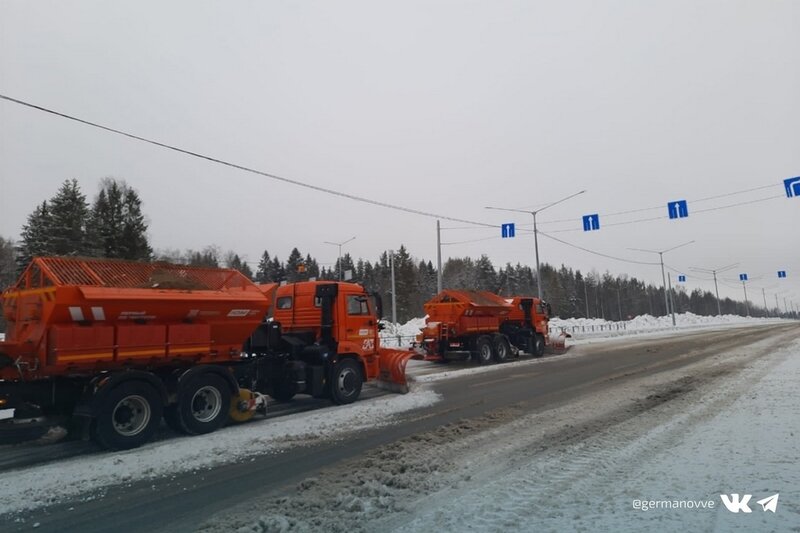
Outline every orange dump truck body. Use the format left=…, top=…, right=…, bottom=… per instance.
left=0, top=257, right=273, bottom=381
left=421, top=290, right=512, bottom=339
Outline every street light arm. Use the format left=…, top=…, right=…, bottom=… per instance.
left=662, top=240, right=695, bottom=254
left=484, top=206, right=532, bottom=215
left=535, top=190, right=587, bottom=215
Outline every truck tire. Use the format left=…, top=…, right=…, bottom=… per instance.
left=176, top=374, right=232, bottom=435
left=492, top=335, right=511, bottom=363
left=329, top=359, right=362, bottom=405
left=533, top=334, right=546, bottom=357
left=474, top=335, right=494, bottom=365
left=92, top=381, right=162, bottom=450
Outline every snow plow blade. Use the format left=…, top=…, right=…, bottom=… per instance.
left=376, top=349, right=423, bottom=394
left=546, top=330, right=571, bottom=355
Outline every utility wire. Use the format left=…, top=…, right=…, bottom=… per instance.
left=536, top=183, right=779, bottom=226
left=537, top=231, right=661, bottom=266
left=0, top=94, right=498, bottom=229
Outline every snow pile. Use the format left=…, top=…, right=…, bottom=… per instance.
left=549, top=312, right=788, bottom=341
left=379, top=317, right=426, bottom=347
left=0, top=389, right=440, bottom=515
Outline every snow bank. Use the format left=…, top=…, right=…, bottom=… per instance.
left=0, top=389, right=440, bottom=515
left=379, top=317, right=426, bottom=347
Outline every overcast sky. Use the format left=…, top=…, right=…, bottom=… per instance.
left=1, top=1, right=798, bottom=306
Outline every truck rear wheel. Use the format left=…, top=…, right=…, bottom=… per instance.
left=176, top=374, right=232, bottom=435
left=92, top=381, right=162, bottom=450
left=493, top=335, right=511, bottom=363
left=330, top=359, right=362, bottom=405
left=474, top=336, right=494, bottom=365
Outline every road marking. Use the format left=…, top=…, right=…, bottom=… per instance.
left=468, top=373, right=539, bottom=388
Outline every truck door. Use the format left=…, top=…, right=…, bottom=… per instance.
left=340, top=291, right=377, bottom=356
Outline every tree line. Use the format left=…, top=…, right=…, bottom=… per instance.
left=2, top=179, right=786, bottom=332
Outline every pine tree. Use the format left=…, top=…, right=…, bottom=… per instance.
left=255, top=251, right=271, bottom=283
left=90, top=179, right=152, bottom=260
left=18, top=201, right=53, bottom=271
left=48, top=179, right=92, bottom=256
left=286, top=248, right=304, bottom=282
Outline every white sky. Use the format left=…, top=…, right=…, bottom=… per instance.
left=1, top=1, right=798, bottom=306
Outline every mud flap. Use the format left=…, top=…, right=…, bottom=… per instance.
left=376, top=349, right=423, bottom=394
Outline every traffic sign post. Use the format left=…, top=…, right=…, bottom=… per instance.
left=582, top=214, right=600, bottom=231
left=678, top=275, right=686, bottom=282
left=739, top=274, right=750, bottom=316
left=784, top=177, right=800, bottom=198
left=501, top=223, right=516, bottom=238
left=668, top=200, right=689, bottom=219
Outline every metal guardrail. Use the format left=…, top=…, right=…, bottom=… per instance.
left=548, top=323, right=628, bottom=334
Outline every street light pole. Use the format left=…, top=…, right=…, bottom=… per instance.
left=389, top=249, right=397, bottom=323
left=436, top=220, right=443, bottom=293
left=629, top=240, right=695, bottom=326
left=323, top=236, right=356, bottom=281
left=689, top=263, right=738, bottom=317
left=486, top=189, right=586, bottom=301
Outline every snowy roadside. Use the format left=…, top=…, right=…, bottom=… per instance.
left=395, top=334, right=800, bottom=532
left=222, top=327, right=800, bottom=533
left=0, top=390, right=440, bottom=516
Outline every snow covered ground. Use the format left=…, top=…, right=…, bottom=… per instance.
left=223, top=327, right=800, bottom=533
left=0, top=390, right=440, bottom=516
left=397, top=335, right=800, bottom=532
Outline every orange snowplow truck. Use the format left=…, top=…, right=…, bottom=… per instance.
left=418, top=290, right=551, bottom=363
left=0, top=257, right=418, bottom=449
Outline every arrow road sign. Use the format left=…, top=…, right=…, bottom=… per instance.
left=501, top=223, right=515, bottom=238
left=678, top=275, right=686, bottom=282
left=668, top=200, right=689, bottom=219
left=739, top=273, right=748, bottom=281
left=582, top=214, right=600, bottom=231
left=784, top=177, right=800, bottom=198
left=778, top=271, right=787, bottom=278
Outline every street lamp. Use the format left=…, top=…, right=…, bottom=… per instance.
left=486, top=190, right=586, bottom=300
left=628, top=240, right=695, bottom=326
left=323, top=236, right=356, bottom=281
left=689, top=263, right=738, bottom=316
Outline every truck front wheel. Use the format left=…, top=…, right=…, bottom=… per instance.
left=533, top=334, right=546, bottom=357
left=330, top=359, right=362, bottom=405
left=92, top=381, right=162, bottom=450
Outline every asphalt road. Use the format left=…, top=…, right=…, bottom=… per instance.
left=3, top=322, right=798, bottom=532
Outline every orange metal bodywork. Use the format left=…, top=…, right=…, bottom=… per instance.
left=271, top=281, right=420, bottom=385
left=0, top=257, right=273, bottom=380
left=505, top=296, right=550, bottom=337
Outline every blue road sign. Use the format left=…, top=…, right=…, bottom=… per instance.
left=778, top=270, right=787, bottom=278
left=582, top=214, right=600, bottom=232
left=678, top=275, right=686, bottom=282
left=784, top=177, right=800, bottom=198
left=739, top=273, right=748, bottom=281
left=668, top=200, right=689, bottom=219
left=501, top=223, right=515, bottom=238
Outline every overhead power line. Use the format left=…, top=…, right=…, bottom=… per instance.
left=0, top=93, right=497, bottom=229
left=537, top=231, right=660, bottom=266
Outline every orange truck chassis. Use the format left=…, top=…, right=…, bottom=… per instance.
left=0, top=257, right=418, bottom=449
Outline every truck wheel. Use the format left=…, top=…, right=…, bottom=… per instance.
left=176, top=374, right=232, bottom=435
left=493, top=335, right=511, bottom=363
left=92, top=381, right=162, bottom=450
left=329, top=359, right=362, bottom=405
left=474, top=336, right=494, bottom=365
left=533, top=334, right=546, bottom=357
left=270, top=380, right=297, bottom=403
